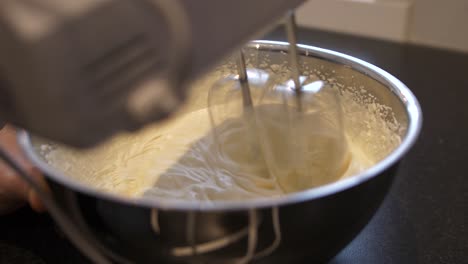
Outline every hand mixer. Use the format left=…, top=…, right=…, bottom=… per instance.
left=0, top=2, right=354, bottom=263
left=0, top=0, right=305, bottom=147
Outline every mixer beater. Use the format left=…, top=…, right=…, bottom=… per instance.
left=209, top=10, right=349, bottom=193
left=199, top=11, right=350, bottom=263
left=235, top=12, right=303, bottom=111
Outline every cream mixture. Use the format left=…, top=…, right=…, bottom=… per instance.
left=42, top=91, right=397, bottom=202
left=41, top=61, right=403, bottom=202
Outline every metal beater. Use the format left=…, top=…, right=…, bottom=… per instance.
left=236, top=12, right=303, bottom=112
left=216, top=9, right=349, bottom=193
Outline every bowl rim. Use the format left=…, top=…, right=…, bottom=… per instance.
left=17, top=40, right=422, bottom=211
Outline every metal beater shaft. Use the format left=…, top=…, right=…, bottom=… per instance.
left=237, top=51, right=254, bottom=110
left=285, top=12, right=303, bottom=111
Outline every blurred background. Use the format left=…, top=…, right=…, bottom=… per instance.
left=295, top=0, right=468, bottom=53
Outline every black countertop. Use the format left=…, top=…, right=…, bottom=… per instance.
left=1, top=28, right=467, bottom=264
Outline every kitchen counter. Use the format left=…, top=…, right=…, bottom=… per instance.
left=1, top=28, right=467, bottom=264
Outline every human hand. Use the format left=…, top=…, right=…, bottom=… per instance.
left=0, top=125, right=46, bottom=214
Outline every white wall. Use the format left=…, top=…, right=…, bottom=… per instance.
left=296, top=0, right=412, bottom=42
left=409, top=0, right=468, bottom=52
left=296, top=0, right=468, bottom=53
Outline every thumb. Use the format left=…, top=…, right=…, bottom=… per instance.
left=26, top=168, right=49, bottom=213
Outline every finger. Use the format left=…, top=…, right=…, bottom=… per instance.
left=28, top=189, right=46, bottom=212
left=27, top=168, right=49, bottom=213
left=0, top=161, right=30, bottom=200
left=1, top=125, right=49, bottom=212
left=0, top=166, right=28, bottom=214
left=30, top=168, right=51, bottom=212
left=0, top=125, right=33, bottom=170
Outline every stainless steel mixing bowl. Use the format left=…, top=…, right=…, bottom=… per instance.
left=17, top=41, right=422, bottom=264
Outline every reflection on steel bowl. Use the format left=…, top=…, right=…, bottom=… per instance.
left=18, top=41, right=421, bottom=264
